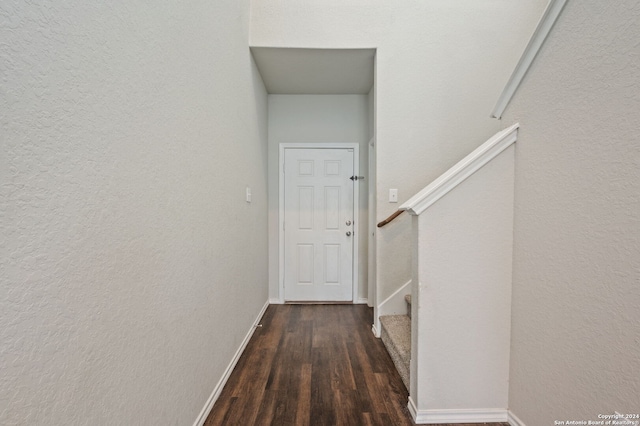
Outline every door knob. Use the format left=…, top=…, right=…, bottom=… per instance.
left=346, top=220, right=352, bottom=226
left=346, top=231, right=352, bottom=237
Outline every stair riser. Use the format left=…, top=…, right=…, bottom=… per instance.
left=381, top=329, right=410, bottom=390
left=379, top=315, right=411, bottom=391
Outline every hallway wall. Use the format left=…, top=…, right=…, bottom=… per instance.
left=501, top=1, right=640, bottom=424
left=250, top=0, right=548, bottom=303
left=0, top=1, right=268, bottom=424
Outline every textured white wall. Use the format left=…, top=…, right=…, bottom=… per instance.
left=412, top=146, right=514, bottom=413
left=501, top=1, right=640, bottom=424
left=250, top=0, right=548, bottom=303
left=267, top=95, right=369, bottom=301
left=0, top=1, right=268, bottom=424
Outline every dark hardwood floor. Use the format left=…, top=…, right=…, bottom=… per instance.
left=205, top=304, right=508, bottom=426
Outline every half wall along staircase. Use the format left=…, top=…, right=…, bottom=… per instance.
left=376, top=124, right=519, bottom=424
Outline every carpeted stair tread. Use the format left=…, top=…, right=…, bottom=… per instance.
left=380, top=314, right=411, bottom=390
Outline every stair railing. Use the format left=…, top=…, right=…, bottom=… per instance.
left=401, top=123, right=519, bottom=422
left=377, top=210, right=404, bottom=228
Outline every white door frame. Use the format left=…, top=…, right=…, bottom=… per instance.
left=279, top=143, right=360, bottom=303
left=367, top=137, right=376, bottom=309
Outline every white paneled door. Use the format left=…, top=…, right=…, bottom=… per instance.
left=283, top=148, right=355, bottom=301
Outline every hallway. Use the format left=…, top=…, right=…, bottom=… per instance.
left=206, top=304, right=411, bottom=425
left=206, top=304, right=508, bottom=426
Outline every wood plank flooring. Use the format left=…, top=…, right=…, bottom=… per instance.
left=205, top=304, right=508, bottom=426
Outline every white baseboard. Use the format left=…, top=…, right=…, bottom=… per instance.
left=408, top=396, right=419, bottom=420
left=374, top=279, right=411, bottom=337
left=270, top=298, right=367, bottom=304
left=508, top=410, right=527, bottom=426
left=192, top=300, right=269, bottom=426
left=377, top=279, right=411, bottom=316
left=371, top=323, right=380, bottom=338
left=408, top=397, right=508, bottom=424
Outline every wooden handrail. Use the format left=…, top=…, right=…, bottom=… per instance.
left=377, top=210, right=404, bottom=228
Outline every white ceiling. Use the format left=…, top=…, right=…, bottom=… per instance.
left=250, top=47, right=375, bottom=94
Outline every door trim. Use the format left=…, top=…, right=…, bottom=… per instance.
left=279, top=143, right=360, bottom=303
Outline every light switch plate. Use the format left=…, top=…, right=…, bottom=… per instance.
left=389, top=189, right=398, bottom=203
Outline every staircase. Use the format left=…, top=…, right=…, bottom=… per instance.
left=375, top=125, right=518, bottom=423
left=379, top=294, right=411, bottom=390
